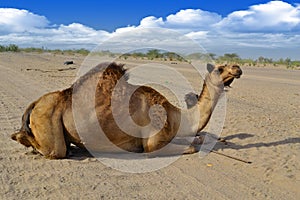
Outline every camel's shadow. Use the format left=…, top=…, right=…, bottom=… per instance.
left=68, top=146, right=93, bottom=160
left=212, top=132, right=300, bottom=151
left=67, top=132, right=300, bottom=160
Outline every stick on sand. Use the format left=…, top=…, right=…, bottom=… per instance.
left=211, top=150, right=252, bottom=164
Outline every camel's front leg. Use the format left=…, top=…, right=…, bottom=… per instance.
left=143, top=131, right=204, bottom=156
left=30, top=113, right=67, bottom=159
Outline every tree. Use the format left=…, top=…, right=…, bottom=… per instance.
left=6, top=44, right=19, bottom=52
left=217, top=53, right=241, bottom=63
left=223, top=53, right=240, bottom=61
left=285, top=58, right=292, bottom=68
left=147, top=49, right=161, bottom=60
left=258, top=56, right=265, bottom=63
left=208, top=53, right=216, bottom=60
left=0, top=45, right=5, bottom=52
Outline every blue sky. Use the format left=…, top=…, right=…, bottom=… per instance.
left=0, top=0, right=300, bottom=59
left=1, top=0, right=288, bottom=31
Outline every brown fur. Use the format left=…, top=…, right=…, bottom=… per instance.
left=11, top=62, right=242, bottom=158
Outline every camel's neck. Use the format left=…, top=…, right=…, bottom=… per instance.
left=196, top=77, right=224, bottom=132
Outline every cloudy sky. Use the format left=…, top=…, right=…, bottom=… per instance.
left=0, top=0, right=299, bottom=59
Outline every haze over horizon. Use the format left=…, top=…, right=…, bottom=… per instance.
left=0, top=0, right=300, bottom=59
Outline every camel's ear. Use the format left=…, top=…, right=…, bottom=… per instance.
left=207, top=63, right=215, bottom=73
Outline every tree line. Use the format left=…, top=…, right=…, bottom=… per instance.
left=121, top=50, right=300, bottom=69
left=0, top=44, right=90, bottom=55
left=212, top=53, right=300, bottom=69
left=1, top=44, right=299, bottom=69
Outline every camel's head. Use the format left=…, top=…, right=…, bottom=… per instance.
left=207, top=64, right=242, bottom=87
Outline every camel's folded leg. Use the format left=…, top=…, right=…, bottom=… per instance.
left=28, top=97, right=67, bottom=159
left=143, top=135, right=204, bottom=157
left=30, top=121, right=67, bottom=159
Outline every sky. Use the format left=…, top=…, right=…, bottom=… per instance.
left=0, top=0, right=299, bottom=59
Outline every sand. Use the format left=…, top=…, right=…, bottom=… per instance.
left=0, top=52, right=299, bottom=199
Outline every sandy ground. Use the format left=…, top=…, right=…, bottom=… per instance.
left=0, top=52, right=299, bottom=199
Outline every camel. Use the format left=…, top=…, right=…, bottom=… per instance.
left=11, top=62, right=242, bottom=158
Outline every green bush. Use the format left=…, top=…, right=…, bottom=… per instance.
left=0, top=44, right=20, bottom=52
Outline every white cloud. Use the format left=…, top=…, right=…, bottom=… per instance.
left=58, top=23, right=98, bottom=36
left=140, top=16, right=164, bottom=27
left=0, top=9, right=110, bottom=49
left=185, top=31, right=208, bottom=40
left=166, top=9, right=222, bottom=29
left=98, top=27, right=206, bottom=56
left=0, top=8, right=110, bottom=48
left=134, top=9, right=221, bottom=31
left=215, top=1, right=300, bottom=32
left=114, top=25, right=137, bottom=34
left=0, top=8, right=49, bottom=34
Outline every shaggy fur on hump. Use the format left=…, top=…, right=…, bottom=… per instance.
left=71, top=62, right=128, bottom=89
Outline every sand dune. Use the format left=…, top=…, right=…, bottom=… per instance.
left=0, top=52, right=299, bottom=199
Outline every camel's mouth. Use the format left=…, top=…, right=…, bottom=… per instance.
left=234, top=74, right=241, bottom=79
left=224, top=72, right=242, bottom=87
left=230, top=72, right=242, bottom=79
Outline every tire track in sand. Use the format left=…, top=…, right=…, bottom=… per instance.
left=0, top=64, right=50, bottom=133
